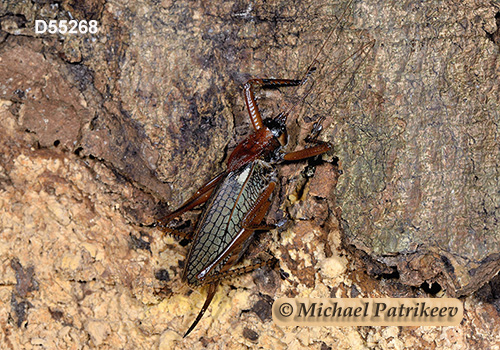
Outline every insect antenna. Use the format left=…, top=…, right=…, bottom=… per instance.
left=278, top=0, right=375, bottom=139
left=280, top=0, right=355, bottom=122
left=305, top=38, right=376, bottom=139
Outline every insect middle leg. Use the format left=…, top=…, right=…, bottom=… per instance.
left=283, top=116, right=333, bottom=161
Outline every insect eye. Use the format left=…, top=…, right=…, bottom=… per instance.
left=263, top=117, right=286, bottom=139
left=278, top=131, right=287, bottom=146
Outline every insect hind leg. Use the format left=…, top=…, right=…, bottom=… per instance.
left=159, top=227, right=194, bottom=240
left=201, top=256, right=279, bottom=285
left=157, top=171, right=225, bottom=228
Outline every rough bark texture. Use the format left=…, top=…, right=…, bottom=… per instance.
left=0, top=0, right=499, bottom=349
left=335, top=0, right=500, bottom=298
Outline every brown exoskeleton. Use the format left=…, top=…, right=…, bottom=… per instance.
left=157, top=0, right=373, bottom=337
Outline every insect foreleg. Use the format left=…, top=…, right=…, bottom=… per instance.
left=283, top=142, right=332, bottom=162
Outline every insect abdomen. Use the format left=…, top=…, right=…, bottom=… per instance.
left=183, top=160, right=272, bottom=285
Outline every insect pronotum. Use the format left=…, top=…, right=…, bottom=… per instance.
left=157, top=0, right=374, bottom=337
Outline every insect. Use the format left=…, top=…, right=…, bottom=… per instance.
left=156, top=0, right=373, bottom=337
